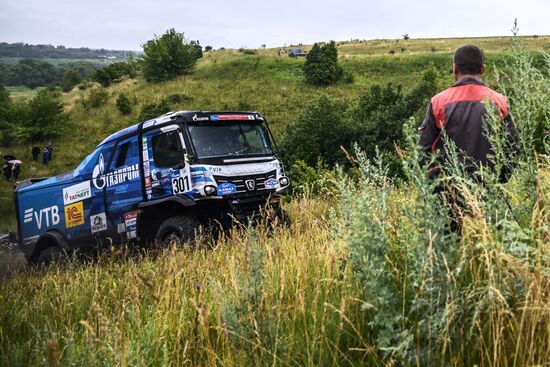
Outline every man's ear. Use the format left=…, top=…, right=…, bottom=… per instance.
left=452, top=63, right=459, bottom=80
left=480, top=64, right=486, bottom=75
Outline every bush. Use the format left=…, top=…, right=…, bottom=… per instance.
left=303, top=41, right=345, bottom=86
left=61, top=69, right=81, bottom=92
left=82, top=87, right=109, bottom=109
left=14, top=89, right=66, bottom=142
left=93, top=61, right=137, bottom=87
left=0, top=84, right=15, bottom=146
left=141, top=28, right=201, bottom=82
left=281, top=95, right=355, bottom=166
left=115, top=93, right=132, bottom=115
left=138, top=99, right=171, bottom=121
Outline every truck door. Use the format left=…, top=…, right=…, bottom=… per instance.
left=142, top=125, right=193, bottom=201
left=103, top=136, right=143, bottom=236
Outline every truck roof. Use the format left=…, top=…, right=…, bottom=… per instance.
left=98, top=110, right=265, bottom=147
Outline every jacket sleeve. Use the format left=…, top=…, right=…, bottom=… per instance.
left=418, top=103, right=440, bottom=154
left=499, top=112, right=521, bottom=183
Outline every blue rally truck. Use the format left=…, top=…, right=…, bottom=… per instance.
left=14, top=111, right=290, bottom=263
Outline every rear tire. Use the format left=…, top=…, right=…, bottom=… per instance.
left=29, top=244, right=68, bottom=266
left=155, top=215, right=201, bottom=247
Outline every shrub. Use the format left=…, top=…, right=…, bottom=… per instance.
left=138, top=99, right=171, bottom=121
left=14, top=89, right=66, bottom=142
left=115, top=93, right=132, bottom=115
left=303, top=41, right=345, bottom=86
left=141, top=28, right=201, bottom=82
left=0, top=84, right=14, bottom=146
left=281, top=95, right=355, bottom=166
left=93, top=61, right=137, bottom=87
left=61, top=69, right=81, bottom=92
left=82, top=87, right=109, bottom=109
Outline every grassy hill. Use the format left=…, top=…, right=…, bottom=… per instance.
left=0, top=35, right=549, bottom=366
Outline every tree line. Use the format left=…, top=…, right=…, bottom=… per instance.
left=0, top=42, right=136, bottom=59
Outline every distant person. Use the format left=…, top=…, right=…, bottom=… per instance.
left=31, top=145, right=40, bottom=161
left=3, top=162, right=11, bottom=181
left=46, top=142, right=54, bottom=160
left=419, top=44, right=520, bottom=230
left=42, top=147, right=50, bottom=166
left=12, top=163, right=20, bottom=180
left=278, top=48, right=285, bottom=57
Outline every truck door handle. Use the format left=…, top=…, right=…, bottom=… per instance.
left=152, top=187, right=164, bottom=194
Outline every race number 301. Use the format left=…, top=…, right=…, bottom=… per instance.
left=172, top=176, right=190, bottom=194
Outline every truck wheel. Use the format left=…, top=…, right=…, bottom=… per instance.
left=30, top=245, right=67, bottom=266
left=155, top=216, right=201, bottom=247
left=268, top=207, right=291, bottom=228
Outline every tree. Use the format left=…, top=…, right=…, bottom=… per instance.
left=116, top=93, right=132, bottom=115
left=93, top=61, right=137, bottom=87
left=402, top=34, right=410, bottom=40
left=204, top=46, right=213, bottom=52
left=141, top=29, right=201, bottom=82
left=190, top=40, right=203, bottom=59
left=281, top=95, right=355, bottom=166
left=303, top=41, right=344, bottom=86
left=61, top=69, right=81, bottom=92
left=15, top=89, right=66, bottom=142
left=0, top=84, right=15, bottom=145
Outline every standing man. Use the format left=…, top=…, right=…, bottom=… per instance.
left=42, top=146, right=50, bottom=166
left=419, top=44, right=520, bottom=181
left=46, top=142, right=54, bottom=161
left=31, top=145, right=40, bottom=161
left=419, top=44, right=520, bottom=230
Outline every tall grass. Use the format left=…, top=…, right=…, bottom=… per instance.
left=336, top=45, right=550, bottom=365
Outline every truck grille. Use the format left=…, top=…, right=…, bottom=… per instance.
left=214, top=170, right=277, bottom=194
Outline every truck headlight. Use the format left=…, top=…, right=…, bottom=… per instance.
left=279, top=177, right=289, bottom=187
left=204, top=185, right=216, bottom=196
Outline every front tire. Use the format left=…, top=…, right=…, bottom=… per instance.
left=155, top=215, right=201, bottom=246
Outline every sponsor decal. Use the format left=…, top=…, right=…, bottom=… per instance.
left=23, top=206, right=60, bottom=230
left=63, top=181, right=91, bottom=205
left=217, top=183, right=237, bottom=196
left=92, top=153, right=140, bottom=190
left=90, top=213, right=107, bottom=233
left=245, top=179, right=256, bottom=191
left=192, top=114, right=209, bottom=122
left=64, top=201, right=85, bottom=228
left=209, top=114, right=256, bottom=121
left=124, top=210, right=141, bottom=239
left=264, top=178, right=279, bottom=189
left=117, top=223, right=126, bottom=234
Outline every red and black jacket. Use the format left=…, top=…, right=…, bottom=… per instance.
left=419, top=77, right=520, bottom=181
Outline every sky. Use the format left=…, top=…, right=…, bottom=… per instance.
left=1, top=0, right=549, bottom=51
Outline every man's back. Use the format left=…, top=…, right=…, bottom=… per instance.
left=419, top=45, right=520, bottom=180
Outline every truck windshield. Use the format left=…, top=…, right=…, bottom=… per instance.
left=187, top=122, right=273, bottom=159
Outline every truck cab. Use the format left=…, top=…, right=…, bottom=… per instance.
left=14, top=111, right=290, bottom=262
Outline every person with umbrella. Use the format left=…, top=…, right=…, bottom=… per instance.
left=3, top=155, right=21, bottom=181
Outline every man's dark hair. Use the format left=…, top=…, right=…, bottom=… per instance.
left=454, top=44, right=484, bottom=74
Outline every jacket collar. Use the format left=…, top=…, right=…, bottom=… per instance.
left=452, top=76, right=487, bottom=87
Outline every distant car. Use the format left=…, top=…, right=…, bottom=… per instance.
left=288, top=48, right=307, bottom=57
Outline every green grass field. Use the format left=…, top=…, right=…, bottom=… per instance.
left=0, top=35, right=549, bottom=366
